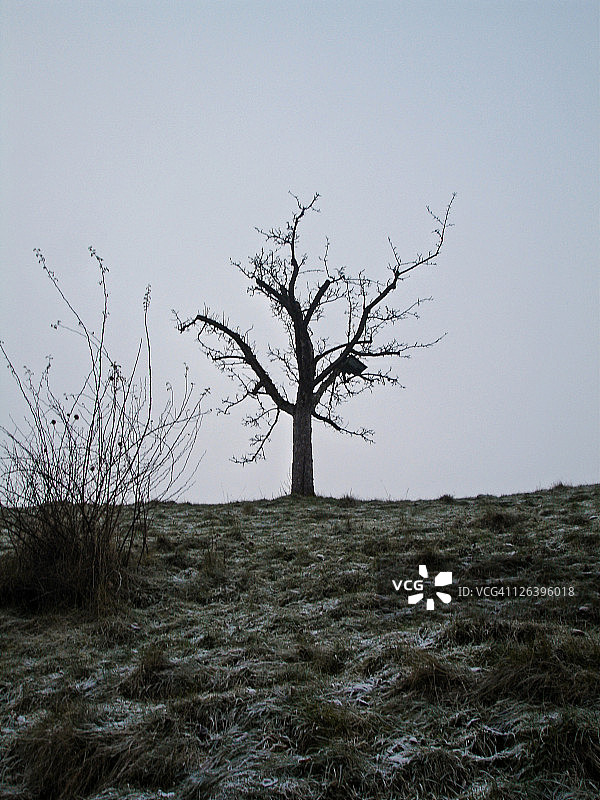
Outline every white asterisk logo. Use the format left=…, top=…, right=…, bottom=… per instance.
left=407, top=564, right=453, bottom=610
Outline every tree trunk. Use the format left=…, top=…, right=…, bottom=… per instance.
left=291, top=406, right=314, bottom=496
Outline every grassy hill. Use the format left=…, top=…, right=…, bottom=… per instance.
left=1, top=483, right=599, bottom=799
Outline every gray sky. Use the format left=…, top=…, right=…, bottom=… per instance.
left=1, top=1, right=598, bottom=502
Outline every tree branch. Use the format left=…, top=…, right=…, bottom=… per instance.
left=176, top=311, right=294, bottom=416
left=313, top=194, right=455, bottom=401
left=312, top=409, right=374, bottom=440
left=288, top=192, right=319, bottom=300
left=232, top=406, right=281, bottom=464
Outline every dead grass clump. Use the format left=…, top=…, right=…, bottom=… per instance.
left=294, top=640, right=349, bottom=676
left=308, top=506, right=333, bottom=522
left=389, top=746, right=471, bottom=797
left=0, top=528, right=125, bottom=612
left=550, top=481, right=572, bottom=492
left=2, top=680, right=41, bottom=718
left=439, top=614, right=543, bottom=646
left=284, top=695, right=376, bottom=755
left=438, top=494, right=456, bottom=504
left=522, top=710, right=600, bottom=781
left=276, top=662, right=316, bottom=685
left=361, top=534, right=391, bottom=556
left=169, top=690, right=243, bottom=735
left=154, top=532, right=176, bottom=551
left=338, top=570, right=366, bottom=594
left=180, top=733, right=275, bottom=800
left=44, top=682, right=85, bottom=715
left=199, top=545, right=226, bottom=585
left=337, top=494, right=358, bottom=508
left=411, top=544, right=451, bottom=572
left=463, top=552, right=534, bottom=580
left=120, top=642, right=170, bottom=699
left=120, top=643, right=204, bottom=700
left=8, top=702, right=99, bottom=800
left=473, top=508, right=522, bottom=533
left=316, top=569, right=365, bottom=598
left=553, top=633, right=600, bottom=667
left=391, top=650, right=475, bottom=703
left=182, top=545, right=228, bottom=602
left=565, top=511, right=591, bottom=527
left=468, top=724, right=517, bottom=759
left=332, top=516, right=354, bottom=535
left=360, top=643, right=405, bottom=676
left=198, top=630, right=221, bottom=649
left=11, top=704, right=202, bottom=799
left=120, top=570, right=161, bottom=609
left=301, top=739, right=383, bottom=800
left=477, top=638, right=600, bottom=705
left=564, top=529, right=600, bottom=552
left=223, top=518, right=244, bottom=540
left=164, top=547, right=193, bottom=568
left=264, top=542, right=296, bottom=562
left=94, top=615, right=140, bottom=647
left=292, top=545, right=313, bottom=566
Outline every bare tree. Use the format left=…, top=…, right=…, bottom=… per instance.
left=176, top=193, right=454, bottom=496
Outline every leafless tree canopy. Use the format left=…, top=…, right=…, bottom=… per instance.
left=176, top=193, right=454, bottom=495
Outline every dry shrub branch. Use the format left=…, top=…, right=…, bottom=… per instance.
left=0, top=248, right=207, bottom=609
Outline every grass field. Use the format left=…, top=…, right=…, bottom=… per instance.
left=1, top=483, right=598, bottom=799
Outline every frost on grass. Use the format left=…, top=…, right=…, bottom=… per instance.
left=0, top=484, right=599, bottom=799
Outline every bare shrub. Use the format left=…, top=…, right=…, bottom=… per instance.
left=0, top=248, right=206, bottom=610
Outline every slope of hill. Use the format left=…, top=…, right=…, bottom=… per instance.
left=1, top=483, right=598, bottom=799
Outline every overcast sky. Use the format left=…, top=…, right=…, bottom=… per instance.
left=1, top=1, right=598, bottom=502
